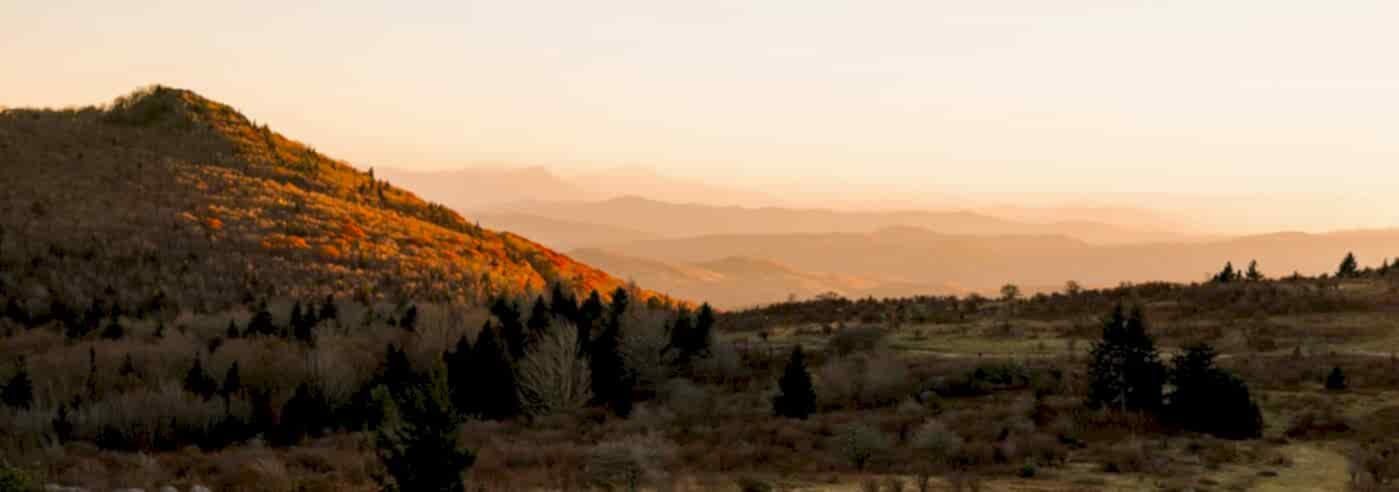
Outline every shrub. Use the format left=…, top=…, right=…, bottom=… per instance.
left=834, top=422, right=892, bottom=471
left=1326, top=366, right=1347, bottom=391
left=515, top=319, right=591, bottom=416
left=376, top=368, right=474, bottom=492
left=0, top=464, right=40, bottom=492
left=911, top=419, right=963, bottom=468
left=584, top=434, right=675, bottom=492
left=828, top=325, right=888, bottom=356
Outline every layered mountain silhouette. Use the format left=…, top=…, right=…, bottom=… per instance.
left=0, top=86, right=655, bottom=311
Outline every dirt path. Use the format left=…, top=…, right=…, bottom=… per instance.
left=1251, top=444, right=1350, bottom=492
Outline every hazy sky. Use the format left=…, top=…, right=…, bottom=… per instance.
left=5, top=1, right=1399, bottom=198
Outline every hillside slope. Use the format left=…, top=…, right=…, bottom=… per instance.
left=0, top=86, right=651, bottom=312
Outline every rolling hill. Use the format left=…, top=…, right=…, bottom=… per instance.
left=489, top=195, right=1190, bottom=246
left=590, top=226, right=1399, bottom=295
left=0, top=86, right=658, bottom=312
left=570, top=248, right=958, bottom=309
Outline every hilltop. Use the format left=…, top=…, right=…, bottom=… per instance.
left=0, top=86, right=654, bottom=313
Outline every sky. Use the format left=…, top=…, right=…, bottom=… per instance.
left=4, top=1, right=1399, bottom=224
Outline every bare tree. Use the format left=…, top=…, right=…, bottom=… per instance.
left=515, top=319, right=591, bottom=416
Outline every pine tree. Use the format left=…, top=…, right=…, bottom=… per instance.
left=1212, top=262, right=1237, bottom=283
left=1326, top=366, right=1347, bottom=391
left=1338, top=252, right=1359, bottom=278
left=492, top=299, right=527, bottom=360
left=472, top=324, right=520, bottom=420
left=221, top=362, right=242, bottom=398
left=589, top=315, right=631, bottom=417
left=293, top=310, right=316, bottom=346
left=773, top=346, right=817, bottom=419
left=550, top=283, right=578, bottom=322
left=1166, top=343, right=1262, bottom=439
left=289, top=302, right=305, bottom=338
left=183, top=356, right=218, bottom=400
left=1, top=360, right=33, bottom=409
left=382, top=344, right=417, bottom=401
left=1086, top=305, right=1165, bottom=412
left=375, top=366, right=475, bottom=492
left=226, top=320, right=240, bottom=339
left=608, top=287, right=630, bottom=329
left=400, top=304, right=419, bottom=332
left=52, top=403, right=74, bottom=442
left=445, top=333, right=474, bottom=416
left=100, top=317, right=124, bottom=340
left=246, top=303, right=276, bottom=337
left=1245, top=260, right=1264, bottom=281
left=318, top=294, right=338, bottom=322
left=274, top=382, right=330, bottom=446
left=527, top=296, right=551, bottom=340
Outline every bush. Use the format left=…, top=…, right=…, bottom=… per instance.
left=584, top=434, right=675, bottom=492
left=834, top=422, right=892, bottom=471
left=911, top=418, right=963, bottom=468
left=828, top=325, right=888, bottom=356
left=0, top=464, right=40, bottom=492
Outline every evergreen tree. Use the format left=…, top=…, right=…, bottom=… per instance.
left=221, top=362, right=242, bottom=398
left=491, top=299, right=527, bottom=360
left=1245, top=260, right=1264, bottom=281
left=293, top=310, right=316, bottom=346
left=400, top=304, right=419, bottom=333
left=589, top=315, right=631, bottom=417
left=773, top=346, right=817, bottom=419
left=289, top=302, right=304, bottom=338
left=153, top=321, right=165, bottom=339
left=526, top=296, right=552, bottom=340
left=1166, top=343, right=1262, bottom=439
left=100, top=317, right=124, bottom=340
left=471, top=324, right=519, bottom=420
left=1326, top=366, right=1347, bottom=391
left=1338, top=252, right=1359, bottom=278
left=608, top=287, right=630, bottom=329
left=183, top=356, right=218, bottom=400
left=575, top=290, right=604, bottom=352
left=318, top=294, right=338, bottom=322
left=52, top=403, right=74, bottom=442
left=693, top=303, right=715, bottom=356
left=246, top=303, right=276, bottom=337
left=274, top=382, right=331, bottom=446
left=549, top=283, right=578, bottom=322
left=1, top=360, right=33, bottom=409
left=444, top=333, right=474, bottom=416
left=1212, top=262, right=1237, bottom=283
left=226, top=320, right=240, bottom=339
left=1086, top=305, right=1165, bottom=412
left=375, top=366, right=475, bottom=492
left=383, top=344, right=417, bottom=401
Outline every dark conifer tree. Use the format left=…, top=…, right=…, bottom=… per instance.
left=226, top=320, right=240, bottom=339
left=693, top=303, right=716, bottom=356
left=318, top=294, right=338, bottom=322
left=471, top=324, right=519, bottom=420
left=100, top=317, right=124, bottom=340
left=221, top=361, right=242, bottom=398
left=1245, top=260, right=1264, bottom=281
left=375, top=366, right=475, bottom=492
left=289, top=302, right=304, bottom=337
left=773, top=346, right=816, bottom=419
left=52, top=403, right=74, bottom=442
left=1212, top=262, right=1237, bottom=283
left=491, top=299, right=527, bottom=360
left=1326, top=366, right=1347, bottom=391
left=667, top=309, right=696, bottom=367
left=444, top=333, right=474, bottom=416
left=400, top=304, right=419, bottom=333
left=274, top=382, right=331, bottom=446
left=550, top=283, right=578, bottom=322
left=589, top=316, right=631, bottom=417
left=1, top=360, right=33, bottom=409
left=1338, top=252, right=1359, bottom=278
left=1165, top=343, right=1263, bottom=439
left=1087, top=305, right=1165, bottom=412
left=183, top=356, right=218, bottom=400
left=383, top=344, right=416, bottom=400
left=246, top=303, right=276, bottom=337
left=526, top=295, right=551, bottom=339
left=608, top=288, right=630, bottom=329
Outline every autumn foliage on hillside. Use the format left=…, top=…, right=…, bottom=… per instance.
left=0, top=86, right=656, bottom=312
